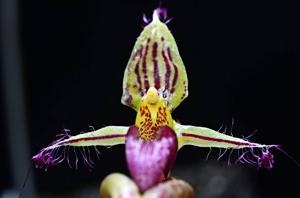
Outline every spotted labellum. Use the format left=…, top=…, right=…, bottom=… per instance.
left=125, top=125, right=178, bottom=192
left=32, top=7, right=284, bottom=197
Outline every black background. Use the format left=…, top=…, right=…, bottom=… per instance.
left=1, top=0, right=300, bottom=197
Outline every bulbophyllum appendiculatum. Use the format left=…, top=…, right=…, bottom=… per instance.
left=33, top=8, right=283, bottom=180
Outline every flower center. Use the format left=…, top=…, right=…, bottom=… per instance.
left=135, top=87, right=173, bottom=141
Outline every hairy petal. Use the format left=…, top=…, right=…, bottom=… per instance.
left=54, top=126, right=128, bottom=147
left=174, top=122, right=261, bottom=149
left=121, top=8, right=188, bottom=112
left=32, top=126, right=129, bottom=170
left=174, top=122, right=278, bottom=169
left=125, top=125, right=178, bottom=192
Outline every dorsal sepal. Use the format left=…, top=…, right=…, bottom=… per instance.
left=121, top=8, right=188, bottom=112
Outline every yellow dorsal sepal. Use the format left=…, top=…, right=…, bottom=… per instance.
left=121, top=9, right=188, bottom=112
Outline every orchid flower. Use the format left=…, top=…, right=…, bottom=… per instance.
left=32, top=8, right=278, bottom=174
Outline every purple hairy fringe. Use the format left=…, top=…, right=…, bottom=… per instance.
left=143, top=7, right=172, bottom=25
left=235, top=144, right=300, bottom=169
left=214, top=123, right=283, bottom=169
left=235, top=145, right=278, bottom=169
left=205, top=124, right=300, bottom=170
left=32, top=129, right=71, bottom=170
left=32, top=129, right=101, bottom=171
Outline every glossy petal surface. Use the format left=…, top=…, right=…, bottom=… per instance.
left=125, top=125, right=178, bottom=192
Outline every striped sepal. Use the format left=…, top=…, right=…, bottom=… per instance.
left=121, top=10, right=188, bottom=112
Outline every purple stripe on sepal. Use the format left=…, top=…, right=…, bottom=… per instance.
left=142, top=39, right=151, bottom=91
left=152, top=42, right=161, bottom=89
left=181, top=133, right=253, bottom=146
left=134, top=46, right=144, bottom=96
left=162, top=49, right=171, bottom=92
left=167, top=47, right=178, bottom=94
left=60, top=134, right=125, bottom=145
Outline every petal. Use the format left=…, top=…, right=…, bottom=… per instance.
left=125, top=125, right=178, bottom=192
left=174, top=122, right=258, bottom=149
left=32, top=126, right=129, bottom=170
left=121, top=8, right=188, bottom=112
left=174, top=122, right=279, bottom=169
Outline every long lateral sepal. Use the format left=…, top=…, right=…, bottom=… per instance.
left=174, top=122, right=278, bottom=169
left=32, top=126, right=129, bottom=170
left=174, top=122, right=261, bottom=149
